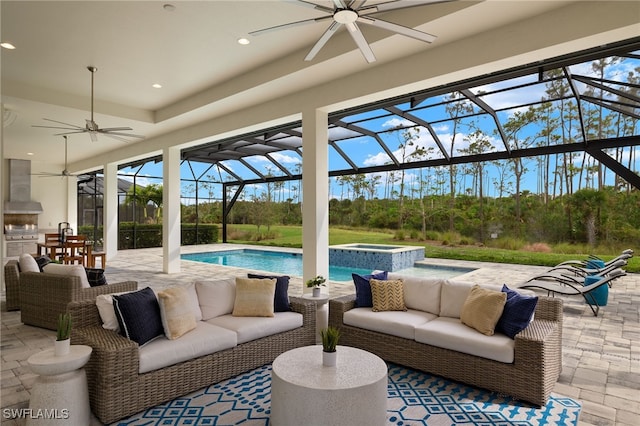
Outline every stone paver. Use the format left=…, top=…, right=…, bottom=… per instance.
left=1, top=244, right=638, bottom=425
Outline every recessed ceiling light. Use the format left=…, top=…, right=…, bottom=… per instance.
left=1, top=42, right=16, bottom=50
left=152, top=83, right=162, bottom=89
left=237, top=38, right=250, bottom=45
left=27, top=152, right=34, bottom=156
left=163, top=4, right=175, bottom=12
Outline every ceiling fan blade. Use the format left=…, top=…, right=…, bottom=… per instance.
left=360, top=0, right=455, bottom=14
left=250, top=16, right=331, bottom=36
left=37, top=118, right=85, bottom=129
left=89, top=131, right=98, bottom=142
left=32, top=124, right=82, bottom=131
left=100, top=132, right=135, bottom=143
left=332, top=0, right=348, bottom=8
left=357, top=16, right=437, bottom=43
left=99, top=126, right=134, bottom=132
left=292, top=0, right=335, bottom=14
left=52, top=130, right=89, bottom=136
left=305, top=21, right=342, bottom=61
left=100, top=130, right=145, bottom=139
left=346, top=22, right=376, bottom=63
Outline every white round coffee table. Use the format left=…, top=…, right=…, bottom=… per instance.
left=27, top=345, right=92, bottom=425
left=271, top=345, right=387, bottom=426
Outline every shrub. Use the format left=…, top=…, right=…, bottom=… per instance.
left=522, top=242, right=552, bottom=253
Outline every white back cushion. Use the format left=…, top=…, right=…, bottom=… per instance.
left=42, top=263, right=90, bottom=288
left=196, top=278, right=236, bottom=320
left=19, top=253, right=40, bottom=272
left=439, top=280, right=474, bottom=318
left=389, top=273, right=443, bottom=314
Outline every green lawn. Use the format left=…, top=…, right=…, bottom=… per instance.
left=225, top=224, right=639, bottom=273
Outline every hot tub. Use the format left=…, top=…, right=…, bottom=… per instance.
left=328, top=243, right=425, bottom=272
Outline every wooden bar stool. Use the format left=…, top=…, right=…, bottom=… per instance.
left=88, top=251, right=106, bottom=269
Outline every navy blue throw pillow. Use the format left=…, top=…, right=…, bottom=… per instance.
left=85, top=268, right=107, bottom=286
left=113, top=287, right=164, bottom=345
left=247, top=273, right=291, bottom=312
left=35, top=255, right=52, bottom=272
left=352, top=271, right=388, bottom=307
left=496, top=284, right=538, bottom=339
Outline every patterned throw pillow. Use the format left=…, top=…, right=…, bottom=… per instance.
left=460, top=285, right=507, bottom=336
left=85, top=268, right=107, bottom=286
left=370, top=278, right=407, bottom=312
left=352, top=271, right=388, bottom=307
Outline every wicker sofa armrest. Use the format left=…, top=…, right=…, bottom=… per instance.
left=531, top=296, right=563, bottom=322
left=328, top=294, right=356, bottom=329
left=289, top=296, right=317, bottom=329
left=3, top=260, right=21, bottom=311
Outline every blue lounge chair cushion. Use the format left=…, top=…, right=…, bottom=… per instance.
left=496, top=285, right=538, bottom=339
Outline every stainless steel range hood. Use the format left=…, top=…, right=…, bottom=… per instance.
left=4, top=159, right=44, bottom=214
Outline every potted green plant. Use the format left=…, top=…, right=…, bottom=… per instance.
left=306, top=275, right=326, bottom=297
left=55, top=313, right=72, bottom=356
left=320, top=326, right=341, bottom=367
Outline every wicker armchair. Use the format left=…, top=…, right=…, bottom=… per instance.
left=18, top=267, right=137, bottom=330
left=4, top=260, right=21, bottom=311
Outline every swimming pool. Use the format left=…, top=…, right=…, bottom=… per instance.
left=182, top=249, right=473, bottom=281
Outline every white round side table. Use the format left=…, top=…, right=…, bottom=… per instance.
left=27, top=344, right=92, bottom=425
left=302, top=293, right=330, bottom=343
left=271, top=345, right=388, bottom=426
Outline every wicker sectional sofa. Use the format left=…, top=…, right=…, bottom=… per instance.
left=329, top=273, right=563, bottom=407
left=67, top=279, right=317, bottom=424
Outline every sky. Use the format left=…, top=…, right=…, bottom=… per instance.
left=117, top=55, right=639, bottom=202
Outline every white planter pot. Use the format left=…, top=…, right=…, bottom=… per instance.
left=312, top=287, right=321, bottom=297
left=54, top=339, right=70, bottom=357
left=322, top=350, right=337, bottom=367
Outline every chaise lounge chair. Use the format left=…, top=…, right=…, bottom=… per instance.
left=525, top=258, right=628, bottom=284
left=516, top=268, right=626, bottom=316
left=552, top=249, right=633, bottom=269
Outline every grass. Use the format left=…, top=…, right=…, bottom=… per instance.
left=225, top=224, right=639, bottom=273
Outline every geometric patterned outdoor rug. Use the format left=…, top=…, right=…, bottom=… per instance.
left=113, top=363, right=581, bottom=426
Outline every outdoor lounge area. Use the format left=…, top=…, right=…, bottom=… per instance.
left=1, top=245, right=638, bottom=425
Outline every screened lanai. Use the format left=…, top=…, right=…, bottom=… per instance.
left=77, top=37, right=640, bottom=244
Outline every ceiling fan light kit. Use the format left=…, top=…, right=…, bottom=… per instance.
left=251, top=0, right=446, bottom=63
left=32, top=66, right=145, bottom=142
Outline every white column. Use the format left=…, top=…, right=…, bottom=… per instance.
left=103, top=163, right=118, bottom=261
left=302, top=108, right=329, bottom=294
left=163, top=146, right=181, bottom=273
left=66, top=177, right=78, bottom=232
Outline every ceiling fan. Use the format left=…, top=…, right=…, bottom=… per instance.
left=33, top=66, right=144, bottom=143
left=34, top=136, right=82, bottom=178
left=250, top=0, right=452, bottom=63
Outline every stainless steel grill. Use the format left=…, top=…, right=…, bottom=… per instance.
left=4, top=224, right=39, bottom=241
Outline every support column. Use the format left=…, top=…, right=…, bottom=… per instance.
left=103, top=163, right=118, bottom=262
left=163, top=146, right=181, bottom=273
left=302, top=108, right=329, bottom=294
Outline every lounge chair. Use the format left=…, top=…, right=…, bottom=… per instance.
left=526, top=258, right=627, bottom=284
left=516, top=268, right=626, bottom=316
left=553, top=249, right=633, bottom=269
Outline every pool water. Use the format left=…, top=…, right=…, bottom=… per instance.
left=182, top=249, right=472, bottom=281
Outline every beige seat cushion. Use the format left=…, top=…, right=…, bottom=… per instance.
left=207, top=311, right=303, bottom=344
